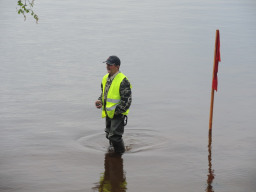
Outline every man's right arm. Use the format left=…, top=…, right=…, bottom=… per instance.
left=95, top=83, right=103, bottom=109
left=98, top=83, right=103, bottom=101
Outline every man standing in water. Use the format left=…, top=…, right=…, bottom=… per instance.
left=95, top=56, right=132, bottom=154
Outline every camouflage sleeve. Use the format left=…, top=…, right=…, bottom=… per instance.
left=98, top=83, right=103, bottom=101
left=115, top=78, right=132, bottom=115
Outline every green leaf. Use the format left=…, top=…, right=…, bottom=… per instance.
left=18, top=0, right=23, bottom=6
left=17, top=0, right=39, bottom=23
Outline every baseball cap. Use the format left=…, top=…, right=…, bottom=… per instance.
left=103, top=55, right=121, bottom=66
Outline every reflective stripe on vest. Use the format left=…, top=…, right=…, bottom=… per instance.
left=105, top=98, right=121, bottom=111
left=101, top=72, right=130, bottom=119
left=107, top=98, right=121, bottom=103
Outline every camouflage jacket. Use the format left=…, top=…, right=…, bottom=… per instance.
left=98, top=72, right=132, bottom=116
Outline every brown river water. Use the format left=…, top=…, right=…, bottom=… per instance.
left=1, top=0, right=256, bottom=191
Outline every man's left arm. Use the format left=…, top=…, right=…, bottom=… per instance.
left=115, top=78, right=132, bottom=115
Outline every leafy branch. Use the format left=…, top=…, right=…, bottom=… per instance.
left=17, top=0, right=39, bottom=23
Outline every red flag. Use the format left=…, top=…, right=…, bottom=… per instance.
left=212, top=30, right=221, bottom=91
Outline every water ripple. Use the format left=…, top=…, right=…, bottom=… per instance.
left=77, top=129, right=168, bottom=153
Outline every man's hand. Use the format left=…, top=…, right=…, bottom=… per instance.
left=95, top=100, right=102, bottom=109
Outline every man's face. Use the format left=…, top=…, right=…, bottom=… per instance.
left=106, top=64, right=118, bottom=75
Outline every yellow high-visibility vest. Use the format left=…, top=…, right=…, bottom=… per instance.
left=101, top=72, right=131, bottom=119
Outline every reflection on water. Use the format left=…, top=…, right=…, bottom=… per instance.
left=206, top=130, right=215, bottom=192
left=92, top=153, right=127, bottom=192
